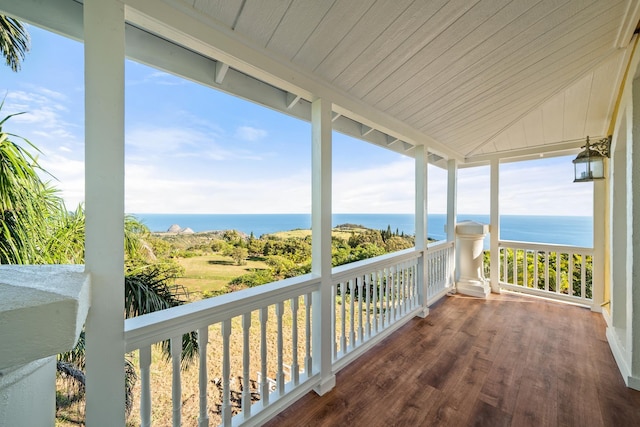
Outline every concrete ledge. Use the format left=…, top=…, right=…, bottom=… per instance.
left=0, top=265, right=90, bottom=370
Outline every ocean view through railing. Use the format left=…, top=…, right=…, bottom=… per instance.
left=494, top=240, right=594, bottom=306
left=134, top=213, right=593, bottom=248
left=123, top=245, right=455, bottom=426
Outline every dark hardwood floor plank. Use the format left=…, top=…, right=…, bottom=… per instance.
left=264, top=293, right=640, bottom=427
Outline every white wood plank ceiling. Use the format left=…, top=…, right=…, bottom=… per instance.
left=181, top=0, right=640, bottom=163
left=3, top=0, right=638, bottom=163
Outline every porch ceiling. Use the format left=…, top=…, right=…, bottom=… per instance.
left=181, top=0, right=638, bottom=162
left=3, top=0, right=638, bottom=163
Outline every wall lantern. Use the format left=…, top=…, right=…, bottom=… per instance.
left=573, top=136, right=611, bottom=182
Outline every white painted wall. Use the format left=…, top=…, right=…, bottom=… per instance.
left=0, top=358, right=56, bottom=426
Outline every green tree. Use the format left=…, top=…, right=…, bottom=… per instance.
left=264, top=254, right=296, bottom=277
left=231, top=246, right=248, bottom=265
left=0, top=103, right=66, bottom=264
left=0, top=15, right=30, bottom=72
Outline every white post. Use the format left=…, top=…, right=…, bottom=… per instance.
left=415, top=145, right=428, bottom=316
left=628, top=78, right=640, bottom=389
left=490, top=158, right=501, bottom=293
left=447, top=159, right=457, bottom=291
left=592, top=179, right=606, bottom=312
left=84, top=0, right=126, bottom=424
left=311, top=97, right=336, bottom=395
left=446, top=159, right=457, bottom=243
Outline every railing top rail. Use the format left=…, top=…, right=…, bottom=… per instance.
left=498, top=240, right=593, bottom=254
left=427, top=240, right=454, bottom=250
left=124, top=273, right=320, bottom=352
left=331, top=248, right=421, bottom=283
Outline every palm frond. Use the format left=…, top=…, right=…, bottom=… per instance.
left=0, top=15, right=30, bottom=72
left=124, top=264, right=199, bottom=366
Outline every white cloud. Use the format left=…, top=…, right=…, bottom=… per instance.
left=126, top=126, right=210, bottom=155
left=333, top=158, right=415, bottom=213
left=126, top=70, right=186, bottom=87
left=39, top=154, right=85, bottom=209
left=4, top=90, right=78, bottom=143
left=125, top=162, right=310, bottom=213
left=235, top=126, right=267, bottom=142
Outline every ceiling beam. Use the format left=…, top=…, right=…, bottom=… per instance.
left=286, top=92, right=301, bottom=109
left=214, top=61, right=229, bottom=84
left=361, top=124, right=374, bottom=137
left=463, top=137, right=591, bottom=166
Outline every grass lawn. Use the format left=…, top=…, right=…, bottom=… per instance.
left=175, top=253, right=269, bottom=297
left=269, top=227, right=368, bottom=241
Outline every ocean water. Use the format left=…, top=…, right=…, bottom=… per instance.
left=132, top=213, right=593, bottom=248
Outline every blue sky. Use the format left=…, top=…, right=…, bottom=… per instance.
left=1, top=25, right=593, bottom=216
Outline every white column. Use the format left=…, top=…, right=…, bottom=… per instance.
left=446, top=159, right=457, bottom=242
left=610, top=117, right=628, bottom=333
left=311, top=97, right=335, bottom=395
left=592, top=179, right=606, bottom=312
left=446, top=159, right=457, bottom=291
left=628, top=78, right=640, bottom=389
left=415, top=145, right=428, bottom=317
left=84, top=0, right=126, bottom=424
left=489, top=158, right=501, bottom=293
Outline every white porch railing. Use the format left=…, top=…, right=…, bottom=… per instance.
left=331, top=249, right=423, bottom=371
left=426, top=240, right=455, bottom=304
left=124, top=246, right=457, bottom=426
left=125, top=274, right=320, bottom=427
left=496, top=240, right=594, bottom=306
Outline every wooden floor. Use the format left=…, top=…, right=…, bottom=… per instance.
left=265, top=293, right=640, bottom=427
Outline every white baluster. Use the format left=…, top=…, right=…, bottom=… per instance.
left=556, top=252, right=561, bottom=293
left=544, top=251, right=550, bottom=292
left=276, top=302, right=285, bottom=395
left=568, top=252, right=574, bottom=296
left=373, top=272, right=379, bottom=333
left=393, top=266, right=399, bottom=320
left=340, top=282, right=346, bottom=355
left=533, top=251, right=539, bottom=289
left=378, top=270, right=384, bottom=331
left=365, top=273, right=371, bottom=339
left=398, top=263, right=404, bottom=315
left=386, top=267, right=392, bottom=324
left=513, top=249, right=520, bottom=285
left=349, top=279, right=355, bottom=350
left=429, top=254, right=434, bottom=298
left=332, top=284, right=337, bottom=361
left=170, top=336, right=182, bottom=427
left=412, top=262, right=418, bottom=307
left=242, top=312, right=252, bottom=418
left=304, top=293, right=312, bottom=376
left=581, top=254, right=587, bottom=299
left=523, top=250, right=529, bottom=288
left=403, top=262, right=409, bottom=313
left=357, top=276, right=364, bottom=343
left=139, top=345, right=151, bottom=427
left=197, top=327, right=209, bottom=427
left=221, top=319, right=232, bottom=426
left=291, top=297, right=299, bottom=385
left=259, top=307, right=269, bottom=407
left=502, top=248, right=507, bottom=284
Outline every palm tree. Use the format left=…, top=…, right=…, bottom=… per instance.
left=0, top=102, right=64, bottom=263
left=0, top=104, right=197, bottom=421
left=0, top=14, right=30, bottom=72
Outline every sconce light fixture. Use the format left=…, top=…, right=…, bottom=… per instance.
left=573, top=136, right=611, bottom=182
